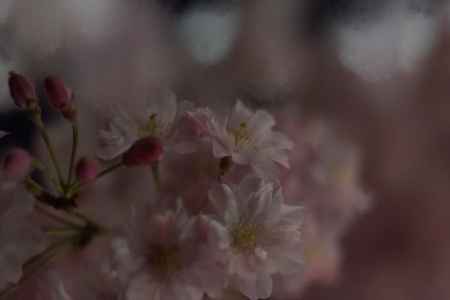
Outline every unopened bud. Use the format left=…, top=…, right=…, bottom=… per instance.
left=123, top=137, right=163, bottom=167
left=61, top=105, right=78, bottom=122
left=8, top=71, right=37, bottom=109
left=44, top=76, right=72, bottom=110
left=2, top=148, right=32, bottom=179
left=76, top=157, right=99, bottom=183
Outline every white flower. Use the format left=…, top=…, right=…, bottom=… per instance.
left=189, top=101, right=294, bottom=179
left=112, top=202, right=226, bottom=300
left=207, top=177, right=304, bottom=300
left=0, top=187, right=47, bottom=290
left=97, top=91, right=195, bottom=160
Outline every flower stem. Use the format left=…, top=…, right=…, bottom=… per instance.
left=24, top=177, right=43, bottom=196
left=96, top=161, right=123, bottom=181
left=31, top=159, right=61, bottom=192
left=71, top=161, right=123, bottom=192
left=44, top=227, right=80, bottom=238
left=32, top=114, right=65, bottom=188
left=35, top=203, right=84, bottom=229
left=67, top=123, right=79, bottom=185
left=151, top=162, right=161, bottom=191
left=68, top=210, right=104, bottom=231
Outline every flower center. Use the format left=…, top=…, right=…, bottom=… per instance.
left=139, top=113, right=160, bottom=137
left=150, top=245, right=182, bottom=276
left=230, top=122, right=251, bottom=147
left=231, top=223, right=258, bottom=252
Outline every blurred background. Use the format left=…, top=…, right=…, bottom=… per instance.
left=2, top=0, right=450, bottom=299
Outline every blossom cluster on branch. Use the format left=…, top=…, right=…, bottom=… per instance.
left=0, top=71, right=368, bottom=300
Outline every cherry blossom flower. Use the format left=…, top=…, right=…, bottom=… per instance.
left=207, top=177, right=304, bottom=300
left=296, top=121, right=370, bottom=240
left=189, top=101, right=294, bottom=179
left=97, top=91, right=194, bottom=161
left=45, top=237, right=124, bottom=300
left=282, top=120, right=370, bottom=286
left=0, top=187, right=47, bottom=290
left=111, top=201, right=226, bottom=300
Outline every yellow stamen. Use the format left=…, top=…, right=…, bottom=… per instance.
left=231, top=223, right=258, bottom=252
left=139, top=113, right=159, bottom=137
left=231, top=122, right=251, bottom=146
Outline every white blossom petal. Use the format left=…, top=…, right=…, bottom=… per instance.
left=97, top=109, right=138, bottom=160
left=279, top=205, right=305, bottom=226
left=145, top=90, right=177, bottom=134
left=213, top=139, right=231, bottom=158
left=126, top=273, right=161, bottom=300
left=248, top=110, right=275, bottom=139
left=233, top=272, right=272, bottom=300
left=251, top=158, right=281, bottom=180
left=207, top=218, right=230, bottom=249
left=195, top=100, right=293, bottom=178
left=229, top=100, right=253, bottom=130
left=208, top=179, right=304, bottom=299
left=0, top=188, right=47, bottom=290
left=117, top=202, right=225, bottom=300
left=236, top=176, right=261, bottom=202
left=209, top=184, right=238, bottom=225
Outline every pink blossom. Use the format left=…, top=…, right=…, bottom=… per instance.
left=207, top=177, right=304, bottom=300
left=97, top=91, right=195, bottom=161
left=112, top=202, right=226, bottom=300
left=0, top=187, right=47, bottom=290
left=189, top=101, right=294, bottom=179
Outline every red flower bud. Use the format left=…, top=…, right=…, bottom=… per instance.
left=123, top=137, right=163, bottom=167
left=8, top=72, right=37, bottom=108
left=2, top=148, right=32, bottom=179
left=76, top=157, right=99, bottom=183
left=61, top=105, right=78, bottom=122
left=44, top=76, right=72, bottom=110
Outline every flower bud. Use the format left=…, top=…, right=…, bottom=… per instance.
left=61, top=105, right=78, bottom=122
left=76, top=157, right=99, bottom=183
left=123, top=137, right=163, bottom=167
left=8, top=71, right=37, bottom=109
left=44, top=76, right=72, bottom=110
left=2, top=148, right=32, bottom=179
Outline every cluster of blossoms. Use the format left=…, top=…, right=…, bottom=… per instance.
left=0, top=71, right=303, bottom=300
